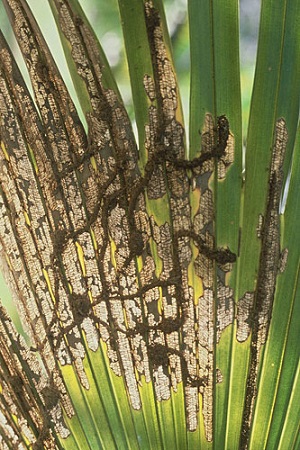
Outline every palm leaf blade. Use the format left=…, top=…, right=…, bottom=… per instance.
left=0, top=0, right=298, bottom=449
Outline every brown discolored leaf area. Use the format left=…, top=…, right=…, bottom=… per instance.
left=0, top=305, right=68, bottom=449
left=239, top=118, right=288, bottom=449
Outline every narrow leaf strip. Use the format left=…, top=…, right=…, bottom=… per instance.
left=188, top=1, right=241, bottom=445
left=0, top=303, right=77, bottom=449
left=239, top=119, right=288, bottom=448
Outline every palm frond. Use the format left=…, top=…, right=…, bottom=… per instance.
left=0, top=0, right=299, bottom=449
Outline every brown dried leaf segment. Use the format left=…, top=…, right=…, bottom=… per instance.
left=239, top=118, right=288, bottom=449
left=0, top=0, right=236, bottom=443
left=0, top=304, right=68, bottom=449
